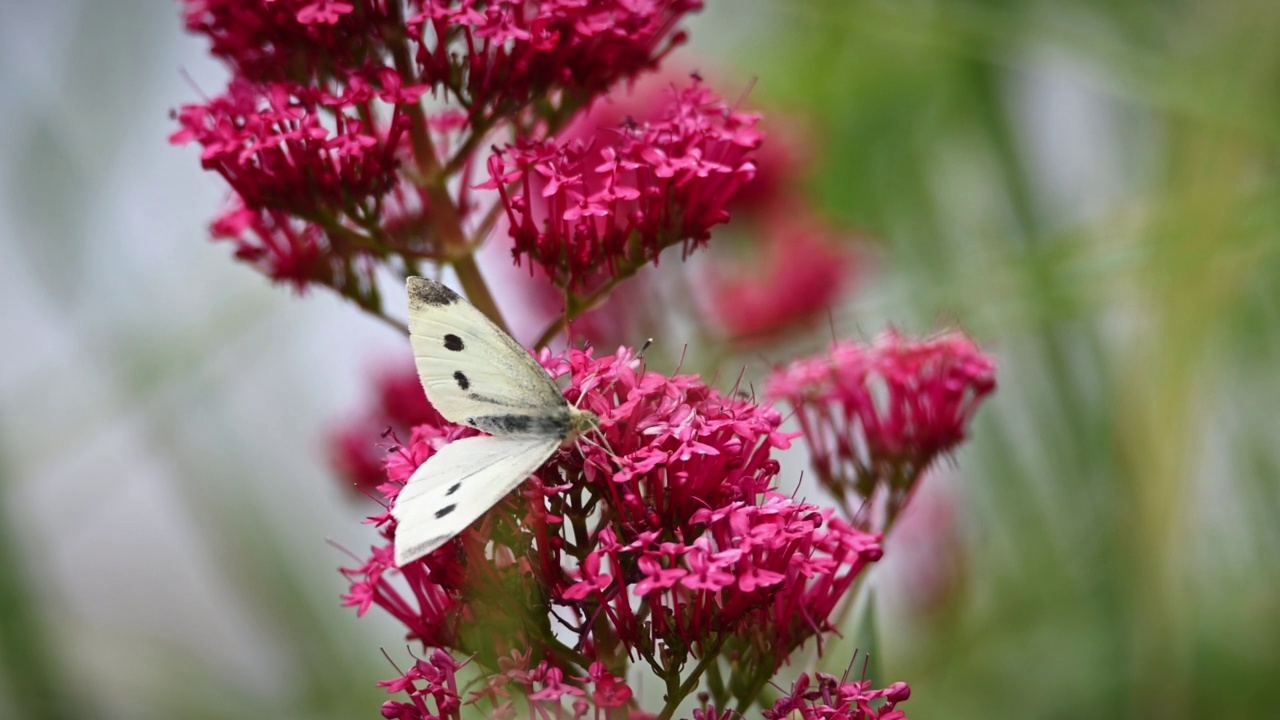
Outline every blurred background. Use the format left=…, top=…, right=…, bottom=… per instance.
left=1, top=1, right=1278, bottom=719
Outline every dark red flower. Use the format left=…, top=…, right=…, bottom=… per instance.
left=170, top=76, right=421, bottom=217
left=409, top=0, right=701, bottom=125
left=483, top=79, right=761, bottom=293
left=181, top=0, right=395, bottom=84
left=766, top=330, right=997, bottom=527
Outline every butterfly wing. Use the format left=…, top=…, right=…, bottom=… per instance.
left=407, top=277, right=568, bottom=430
left=391, top=434, right=561, bottom=567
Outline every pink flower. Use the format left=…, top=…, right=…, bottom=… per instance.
left=377, top=649, right=463, bottom=720
left=346, top=345, right=880, bottom=693
left=181, top=0, right=395, bottom=84
left=766, top=330, right=997, bottom=527
left=409, top=0, right=701, bottom=125
left=764, top=672, right=912, bottom=720
left=703, top=207, right=855, bottom=343
left=170, top=77, right=413, bottom=218
left=207, top=200, right=355, bottom=291
left=483, top=79, right=761, bottom=293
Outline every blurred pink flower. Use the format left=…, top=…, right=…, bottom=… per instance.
left=703, top=208, right=854, bottom=343
left=328, top=364, right=445, bottom=494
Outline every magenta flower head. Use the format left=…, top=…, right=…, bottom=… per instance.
left=170, top=72, right=428, bottom=292
left=483, top=78, right=762, bottom=294
left=342, top=345, right=883, bottom=714
left=182, top=0, right=397, bottom=84
left=409, top=0, right=702, bottom=125
left=766, top=330, right=997, bottom=527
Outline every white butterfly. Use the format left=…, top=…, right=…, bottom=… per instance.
left=391, top=276, right=598, bottom=567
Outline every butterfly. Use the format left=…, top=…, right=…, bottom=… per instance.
left=391, top=276, right=598, bottom=567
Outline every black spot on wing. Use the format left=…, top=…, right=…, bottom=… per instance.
left=447, top=483, right=461, bottom=496
left=453, top=371, right=470, bottom=390
left=407, top=277, right=461, bottom=307
left=443, top=334, right=464, bottom=351
left=435, top=504, right=457, bottom=519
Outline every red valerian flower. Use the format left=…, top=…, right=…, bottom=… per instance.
left=764, top=672, right=912, bottom=720
left=766, top=330, right=997, bottom=527
left=702, top=207, right=854, bottom=344
left=170, top=75, right=421, bottom=218
left=181, top=0, right=396, bottom=84
left=409, top=0, right=701, bottom=125
left=377, top=649, right=463, bottom=720
left=483, top=79, right=761, bottom=294
left=342, top=345, right=880, bottom=703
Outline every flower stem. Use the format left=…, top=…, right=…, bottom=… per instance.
left=385, top=0, right=509, bottom=333
left=656, top=637, right=725, bottom=720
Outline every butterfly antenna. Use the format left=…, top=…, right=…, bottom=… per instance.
left=637, top=337, right=654, bottom=359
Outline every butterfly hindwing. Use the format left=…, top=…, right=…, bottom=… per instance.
left=407, top=277, right=568, bottom=429
left=391, top=434, right=561, bottom=566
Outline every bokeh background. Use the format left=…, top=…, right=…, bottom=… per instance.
left=2, top=1, right=1278, bottom=718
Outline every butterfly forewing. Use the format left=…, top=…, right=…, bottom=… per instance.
left=406, top=277, right=569, bottom=431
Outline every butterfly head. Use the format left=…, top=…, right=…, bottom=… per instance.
left=563, top=406, right=600, bottom=446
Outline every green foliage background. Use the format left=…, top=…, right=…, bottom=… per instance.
left=1, top=1, right=1277, bottom=719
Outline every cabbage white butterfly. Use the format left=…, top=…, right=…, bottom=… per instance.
left=392, top=276, right=598, bottom=567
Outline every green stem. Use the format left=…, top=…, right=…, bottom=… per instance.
left=655, top=638, right=726, bottom=720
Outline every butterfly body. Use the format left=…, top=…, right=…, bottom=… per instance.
left=392, top=277, right=595, bottom=566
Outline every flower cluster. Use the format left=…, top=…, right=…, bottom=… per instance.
left=170, top=60, right=431, bottom=293
left=181, top=0, right=398, bottom=84
left=175, top=1, right=709, bottom=303
left=341, top=346, right=885, bottom=715
left=765, top=672, right=912, bottom=720
left=484, top=79, right=761, bottom=294
left=767, top=330, right=997, bottom=527
left=410, top=0, right=701, bottom=125
left=385, top=651, right=634, bottom=720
